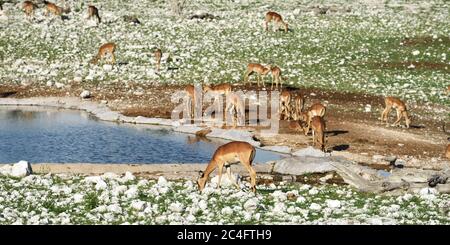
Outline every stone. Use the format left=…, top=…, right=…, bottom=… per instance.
left=394, top=159, right=406, bottom=168
left=272, top=156, right=335, bottom=175
left=80, top=90, right=91, bottom=99
left=0, top=161, right=33, bottom=177
left=325, top=200, right=341, bottom=209
left=292, top=146, right=326, bottom=157
left=261, top=145, right=291, bottom=154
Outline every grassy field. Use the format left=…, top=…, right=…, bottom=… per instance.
left=0, top=0, right=448, bottom=105
left=0, top=173, right=448, bottom=224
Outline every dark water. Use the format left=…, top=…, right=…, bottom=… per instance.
left=0, top=106, right=285, bottom=164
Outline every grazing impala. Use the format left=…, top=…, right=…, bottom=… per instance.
left=197, top=141, right=257, bottom=192
left=279, top=90, right=291, bottom=120
left=301, top=102, right=326, bottom=135
left=154, top=48, right=162, bottom=71
left=311, top=116, right=326, bottom=152
left=381, top=97, right=411, bottom=128
left=243, top=63, right=271, bottom=87
left=90, top=42, right=116, bottom=65
left=265, top=11, right=288, bottom=32
left=270, top=66, right=284, bottom=90
left=87, top=5, right=101, bottom=23
left=43, top=1, right=70, bottom=16
left=22, top=1, right=37, bottom=20
left=225, top=93, right=245, bottom=128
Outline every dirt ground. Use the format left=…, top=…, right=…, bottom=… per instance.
left=1, top=82, right=449, bottom=163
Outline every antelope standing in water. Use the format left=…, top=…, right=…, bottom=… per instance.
left=197, top=141, right=257, bottom=193
left=154, top=48, right=162, bottom=71
left=380, top=97, right=411, bottom=128
left=265, top=11, right=288, bottom=32
left=90, top=42, right=116, bottom=65
left=22, top=1, right=37, bottom=20
left=243, top=63, right=271, bottom=88
left=87, top=5, right=101, bottom=23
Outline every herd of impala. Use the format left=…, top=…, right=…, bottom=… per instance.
left=19, top=2, right=449, bottom=192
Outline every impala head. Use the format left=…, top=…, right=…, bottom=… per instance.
left=197, top=171, right=207, bottom=192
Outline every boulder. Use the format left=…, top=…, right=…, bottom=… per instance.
left=261, top=145, right=291, bottom=154
left=207, top=128, right=260, bottom=146
left=0, top=161, right=33, bottom=177
left=272, top=156, right=336, bottom=175
left=292, top=146, right=326, bottom=157
left=80, top=90, right=91, bottom=99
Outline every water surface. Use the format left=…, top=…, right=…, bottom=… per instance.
left=0, top=106, right=285, bottom=164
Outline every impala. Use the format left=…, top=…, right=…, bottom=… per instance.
left=87, top=5, right=101, bottom=23
left=380, top=97, right=411, bottom=128
left=243, top=63, right=271, bottom=88
left=43, top=1, right=70, bottom=16
left=301, top=102, right=326, bottom=135
left=225, top=93, right=245, bottom=128
left=22, top=1, right=36, bottom=20
left=265, top=11, right=288, bottom=32
left=311, top=116, right=326, bottom=152
left=90, top=42, right=116, bottom=65
left=279, top=90, right=291, bottom=120
left=197, top=141, right=257, bottom=192
left=270, top=66, right=284, bottom=90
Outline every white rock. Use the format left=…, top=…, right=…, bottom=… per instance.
left=221, top=206, right=233, bottom=215
left=309, top=203, right=322, bottom=211
left=198, top=200, right=208, bottom=210
left=122, top=171, right=136, bottom=182
left=55, top=82, right=65, bottom=89
left=124, top=186, right=138, bottom=199
left=95, top=179, right=108, bottom=190
left=0, top=161, right=33, bottom=177
left=326, top=200, right=341, bottom=209
left=107, top=204, right=122, bottom=214
left=243, top=198, right=258, bottom=211
left=73, top=194, right=84, bottom=204
left=419, top=187, right=438, bottom=196
left=169, top=202, right=184, bottom=213
left=80, top=90, right=91, bottom=99
left=210, top=174, right=237, bottom=187
left=46, top=81, right=54, bottom=87
left=103, top=64, right=113, bottom=71
left=292, top=146, right=326, bottom=157
left=131, top=200, right=146, bottom=211
left=157, top=176, right=168, bottom=187
left=74, top=76, right=83, bottom=83
left=102, top=172, right=119, bottom=180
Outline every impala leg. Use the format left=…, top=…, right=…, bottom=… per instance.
left=393, top=109, right=402, bottom=127
left=242, top=163, right=257, bottom=193
left=217, top=164, right=224, bottom=189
